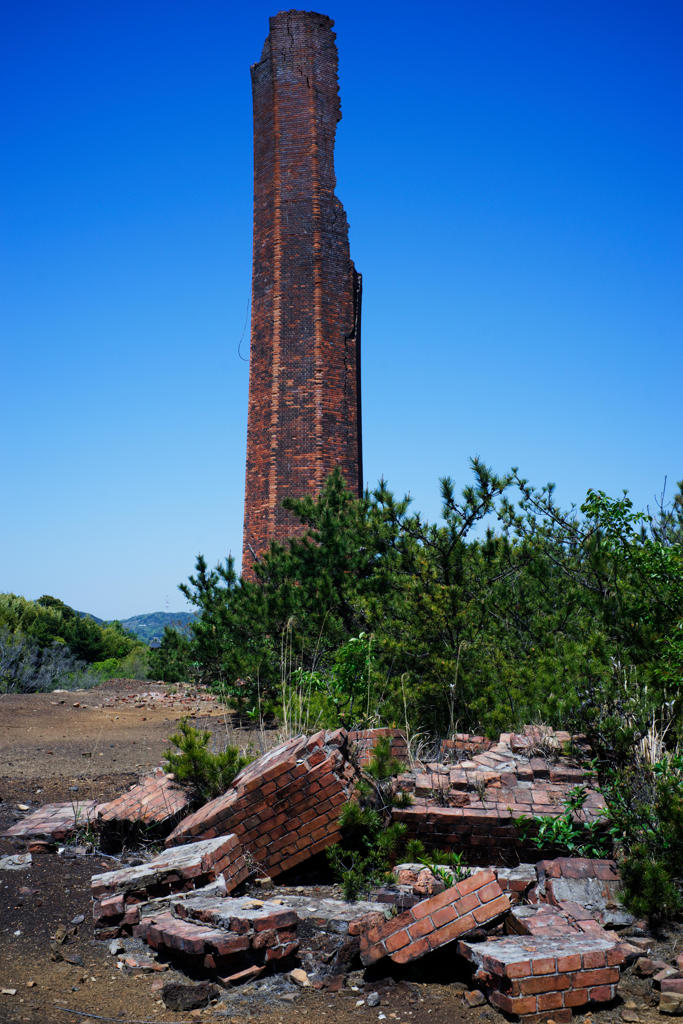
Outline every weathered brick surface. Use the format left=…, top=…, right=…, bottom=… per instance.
left=242, top=11, right=362, bottom=575
left=392, top=730, right=606, bottom=864
left=96, top=770, right=190, bottom=834
left=536, top=857, right=633, bottom=928
left=2, top=801, right=100, bottom=844
left=166, top=730, right=357, bottom=878
left=91, top=835, right=246, bottom=936
left=460, top=934, right=625, bottom=1019
left=348, top=728, right=408, bottom=768
left=360, top=869, right=510, bottom=966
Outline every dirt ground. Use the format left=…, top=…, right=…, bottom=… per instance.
left=0, top=680, right=676, bottom=1024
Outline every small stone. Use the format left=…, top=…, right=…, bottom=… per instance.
left=17, top=804, right=30, bottom=811
left=161, top=982, right=220, bottom=1011
left=464, top=990, right=486, bottom=1007
left=660, top=991, right=683, bottom=1015
left=255, top=876, right=274, bottom=889
left=367, top=992, right=381, bottom=1007
left=1, top=989, right=17, bottom=996
left=0, top=854, right=32, bottom=872
left=70, top=914, right=85, bottom=926
left=622, top=1010, right=640, bottom=1022
left=290, top=969, right=311, bottom=988
left=108, top=940, right=124, bottom=955
left=26, top=982, right=36, bottom=989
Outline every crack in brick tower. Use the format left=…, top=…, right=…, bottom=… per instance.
left=242, top=10, right=363, bottom=577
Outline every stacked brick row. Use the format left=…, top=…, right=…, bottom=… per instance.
left=459, top=934, right=625, bottom=1024
left=392, top=730, right=605, bottom=863
left=243, top=10, right=362, bottom=575
left=136, top=892, right=385, bottom=982
left=140, top=899, right=299, bottom=973
left=166, top=729, right=357, bottom=878
left=360, top=869, right=510, bottom=966
left=347, top=728, right=408, bottom=768
left=91, top=835, right=247, bottom=938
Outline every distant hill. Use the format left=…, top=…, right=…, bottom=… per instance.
left=115, top=611, right=197, bottom=643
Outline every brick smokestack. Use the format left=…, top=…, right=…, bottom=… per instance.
left=242, top=10, right=363, bottom=578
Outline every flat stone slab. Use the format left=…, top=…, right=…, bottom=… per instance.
left=2, top=801, right=100, bottom=843
left=167, top=729, right=358, bottom=879
left=361, top=869, right=510, bottom=966
left=459, top=933, right=626, bottom=1022
left=0, top=852, right=32, bottom=870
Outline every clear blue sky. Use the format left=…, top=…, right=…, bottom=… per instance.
left=2, top=0, right=681, bottom=620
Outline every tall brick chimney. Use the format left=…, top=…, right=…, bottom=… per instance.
left=242, top=10, right=363, bottom=577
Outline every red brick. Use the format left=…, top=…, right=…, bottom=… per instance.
left=582, top=948, right=608, bottom=968
left=385, top=929, right=410, bottom=953
left=530, top=956, right=557, bottom=975
left=573, top=967, right=619, bottom=988
left=557, top=953, right=582, bottom=972
left=520, top=975, right=570, bottom=995
left=538, top=991, right=565, bottom=1011
left=564, top=988, right=589, bottom=1007
left=392, top=937, right=430, bottom=964
left=588, top=985, right=616, bottom=1002
left=473, top=894, right=509, bottom=923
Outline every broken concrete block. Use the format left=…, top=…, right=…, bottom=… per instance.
left=97, top=770, right=190, bottom=837
left=1, top=801, right=100, bottom=845
left=166, top=730, right=358, bottom=878
left=91, top=835, right=247, bottom=936
left=459, top=933, right=625, bottom=1022
left=360, top=869, right=510, bottom=966
left=537, top=858, right=634, bottom=929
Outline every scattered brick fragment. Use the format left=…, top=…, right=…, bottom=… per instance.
left=360, top=869, right=510, bottom=966
left=91, top=835, right=246, bottom=936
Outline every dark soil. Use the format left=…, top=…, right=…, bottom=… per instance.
left=0, top=680, right=679, bottom=1024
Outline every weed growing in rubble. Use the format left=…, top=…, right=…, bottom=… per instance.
left=515, top=785, right=609, bottom=858
left=163, top=718, right=251, bottom=803
left=419, top=849, right=471, bottom=886
left=328, top=737, right=408, bottom=900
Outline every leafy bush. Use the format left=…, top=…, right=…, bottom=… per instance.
left=515, top=785, right=610, bottom=858
left=327, top=737, right=407, bottom=900
left=0, top=630, right=102, bottom=693
left=163, top=719, right=251, bottom=803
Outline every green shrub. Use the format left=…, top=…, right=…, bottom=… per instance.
left=327, top=736, right=408, bottom=900
left=163, top=718, right=251, bottom=803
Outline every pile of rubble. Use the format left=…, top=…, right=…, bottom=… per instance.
left=3, top=725, right=682, bottom=1018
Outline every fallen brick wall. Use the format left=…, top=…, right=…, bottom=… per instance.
left=166, top=730, right=357, bottom=878
left=360, top=869, right=510, bottom=966
left=91, top=835, right=247, bottom=938
left=96, top=770, right=190, bottom=841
